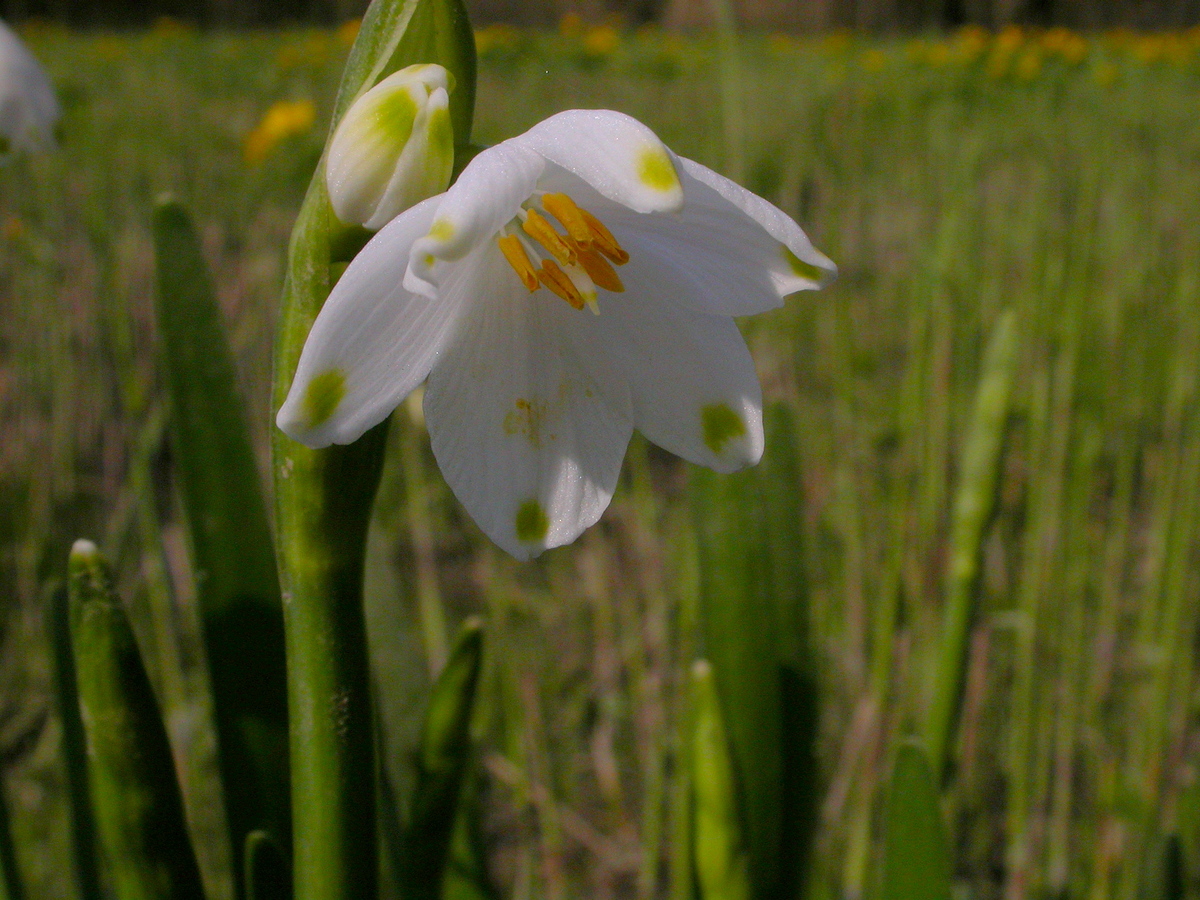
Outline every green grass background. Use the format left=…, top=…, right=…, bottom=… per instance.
left=1, top=21, right=1199, bottom=900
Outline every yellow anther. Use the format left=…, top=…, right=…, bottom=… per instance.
left=580, top=208, right=629, bottom=264
left=541, top=193, right=594, bottom=247
left=575, top=248, right=624, bottom=293
left=521, top=209, right=576, bottom=266
left=497, top=234, right=539, bottom=291
left=537, top=259, right=586, bottom=310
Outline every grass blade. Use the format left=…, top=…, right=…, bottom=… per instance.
left=880, top=743, right=952, bottom=900
left=68, top=540, right=205, bottom=900
left=245, top=831, right=292, bottom=900
left=152, top=196, right=291, bottom=877
left=691, top=659, right=752, bottom=900
left=45, top=585, right=102, bottom=900
left=400, top=619, right=485, bottom=900
left=925, top=309, right=1019, bottom=778
left=691, top=404, right=821, bottom=898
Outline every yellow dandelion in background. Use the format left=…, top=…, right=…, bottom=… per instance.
left=860, top=48, right=886, bottom=72
left=244, top=99, right=316, bottom=166
left=558, top=12, right=583, bottom=37
left=995, top=24, right=1024, bottom=54
left=336, top=18, right=361, bottom=47
left=276, top=32, right=330, bottom=71
left=821, top=30, right=851, bottom=55
left=767, top=33, right=795, bottom=55
left=3, top=216, right=23, bottom=241
left=583, top=24, right=620, bottom=56
left=925, top=42, right=951, bottom=67
left=474, top=24, right=521, bottom=57
left=152, top=16, right=194, bottom=38
left=1015, top=48, right=1042, bottom=79
left=1040, top=27, right=1088, bottom=64
left=1092, top=60, right=1119, bottom=86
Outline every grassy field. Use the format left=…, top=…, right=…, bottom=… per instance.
left=2, top=19, right=1200, bottom=900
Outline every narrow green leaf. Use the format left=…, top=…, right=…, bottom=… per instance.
left=46, top=585, right=103, bottom=900
left=691, top=403, right=821, bottom=898
left=0, top=779, right=23, bottom=900
left=245, top=831, right=292, bottom=900
left=879, top=743, right=952, bottom=900
left=691, top=660, right=753, bottom=900
left=440, top=767, right=500, bottom=900
left=925, top=309, right=1018, bottom=779
left=67, top=540, right=205, bottom=900
left=152, top=196, right=291, bottom=883
left=399, top=619, right=485, bottom=900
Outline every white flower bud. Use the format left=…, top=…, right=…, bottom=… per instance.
left=0, top=19, right=59, bottom=154
left=325, top=64, right=454, bottom=230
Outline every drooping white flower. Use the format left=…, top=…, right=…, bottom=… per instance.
left=278, top=109, right=835, bottom=559
left=325, top=64, right=454, bottom=229
left=0, top=19, right=59, bottom=154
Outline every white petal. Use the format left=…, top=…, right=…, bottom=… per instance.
left=405, top=138, right=545, bottom=296
left=0, top=20, right=58, bottom=152
left=423, top=246, right=633, bottom=560
left=277, top=195, right=467, bottom=448
left=521, top=109, right=683, bottom=214
left=559, top=293, right=763, bottom=473
left=674, top=156, right=836, bottom=298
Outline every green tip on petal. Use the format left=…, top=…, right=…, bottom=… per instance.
left=301, top=369, right=347, bottom=430
left=428, top=217, right=455, bottom=242
left=782, top=246, right=827, bottom=283
left=376, top=88, right=420, bottom=145
left=701, top=403, right=746, bottom=456
left=515, top=499, right=550, bottom=544
left=637, top=145, right=680, bottom=193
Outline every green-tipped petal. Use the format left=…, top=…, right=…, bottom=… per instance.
left=326, top=64, right=455, bottom=229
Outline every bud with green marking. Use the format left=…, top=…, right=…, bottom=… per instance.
left=326, top=63, right=454, bottom=230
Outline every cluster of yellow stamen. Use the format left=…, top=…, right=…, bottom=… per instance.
left=496, top=193, right=629, bottom=313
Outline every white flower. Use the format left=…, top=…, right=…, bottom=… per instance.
left=278, top=109, right=835, bottom=559
left=0, top=19, right=59, bottom=154
left=325, top=64, right=454, bottom=229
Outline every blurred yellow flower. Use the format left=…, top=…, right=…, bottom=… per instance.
left=995, top=24, right=1024, bottom=54
left=559, top=12, right=583, bottom=37
left=152, top=17, right=194, bottom=38
left=822, top=30, right=851, bottom=55
left=860, top=48, right=886, bottom=72
left=474, top=24, right=521, bottom=56
left=1040, top=27, right=1087, bottom=64
left=1015, top=48, right=1042, bottom=79
left=276, top=32, right=330, bottom=71
left=1092, top=60, right=1118, bottom=86
left=583, top=24, right=620, bottom=56
left=244, top=99, right=317, bottom=166
left=336, top=18, right=361, bottom=47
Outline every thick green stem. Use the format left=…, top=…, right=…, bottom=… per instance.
left=269, top=1, right=479, bottom=893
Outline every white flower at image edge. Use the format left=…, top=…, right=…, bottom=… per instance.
left=0, top=18, right=59, bottom=153
left=278, top=109, right=835, bottom=559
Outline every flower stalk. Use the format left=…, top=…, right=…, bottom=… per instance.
left=270, top=0, right=477, bottom=896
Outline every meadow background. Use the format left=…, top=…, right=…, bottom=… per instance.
left=2, top=15, right=1200, bottom=900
